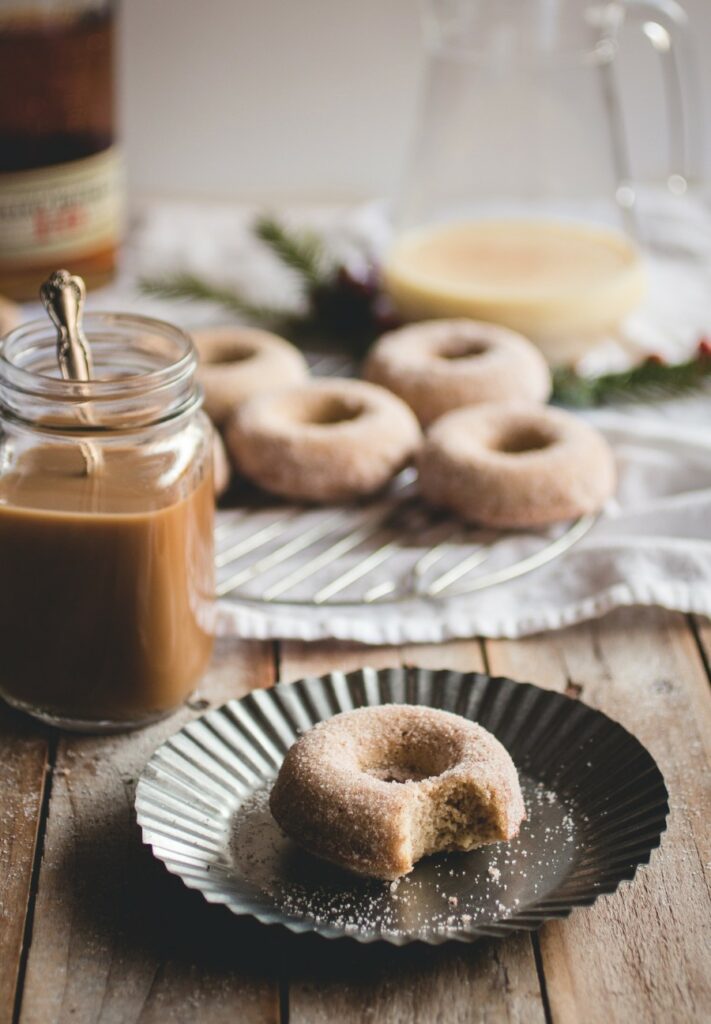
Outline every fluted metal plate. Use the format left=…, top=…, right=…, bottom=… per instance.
left=136, top=668, right=668, bottom=945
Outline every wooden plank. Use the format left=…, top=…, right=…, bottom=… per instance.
left=691, top=614, right=711, bottom=683
left=0, top=706, right=51, bottom=1024
left=17, top=639, right=280, bottom=1024
left=282, top=936, right=544, bottom=1024
left=279, top=639, right=546, bottom=1024
left=485, top=608, right=711, bottom=1024
left=277, top=637, right=490, bottom=681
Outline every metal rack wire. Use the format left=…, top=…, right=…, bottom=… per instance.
left=215, top=470, right=596, bottom=606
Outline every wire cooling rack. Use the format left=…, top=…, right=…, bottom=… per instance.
left=215, top=351, right=596, bottom=608
left=215, top=471, right=596, bottom=607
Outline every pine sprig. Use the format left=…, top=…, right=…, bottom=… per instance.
left=139, top=214, right=711, bottom=402
left=139, top=270, right=291, bottom=326
left=552, top=349, right=711, bottom=407
left=138, top=214, right=394, bottom=356
left=254, top=214, right=326, bottom=289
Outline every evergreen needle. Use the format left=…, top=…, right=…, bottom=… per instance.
left=552, top=353, right=711, bottom=406
left=140, top=214, right=711, bottom=405
left=139, top=271, right=288, bottom=325
left=254, top=214, right=326, bottom=289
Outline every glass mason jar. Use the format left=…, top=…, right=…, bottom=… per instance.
left=0, top=313, right=215, bottom=731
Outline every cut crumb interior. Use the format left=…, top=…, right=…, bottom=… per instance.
left=359, top=732, right=499, bottom=865
left=409, top=780, right=499, bottom=862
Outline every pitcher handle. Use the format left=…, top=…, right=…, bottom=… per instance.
left=622, top=0, right=703, bottom=193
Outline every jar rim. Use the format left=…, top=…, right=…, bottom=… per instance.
left=1, top=307, right=200, bottom=428
left=0, top=311, right=196, bottom=402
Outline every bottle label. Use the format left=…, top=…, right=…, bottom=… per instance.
left=0, top=147, right=123, bottom=266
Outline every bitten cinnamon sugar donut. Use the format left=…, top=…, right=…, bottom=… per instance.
left=192, top=325, right=309, bottom=425
left=363, top=319, right=551, bottom=426
left=270, top=704, right=525, bottom=880
left=226, top=379, right=421, bottom=502
left=418, top=401, right=615, bottom=528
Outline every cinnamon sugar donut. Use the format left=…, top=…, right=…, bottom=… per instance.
left=192, top=325, right=309, bottom=425
left=270, top=704, right=525, bottom=880
left=226, top=379, right=421, bottom=502
left=418, top=401, right=615, bottom=528
left=363, top=319, right=551, bottom=426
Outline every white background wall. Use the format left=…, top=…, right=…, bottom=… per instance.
left=119, top=0, right=711, bottom=203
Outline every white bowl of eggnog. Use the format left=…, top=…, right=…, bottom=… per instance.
left=383, top=219, right=647, bottom=364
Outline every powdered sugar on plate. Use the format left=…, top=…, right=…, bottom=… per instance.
left=228, top=777, right=580, bottom=941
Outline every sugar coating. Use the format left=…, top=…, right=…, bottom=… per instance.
left=418, top=400, right=616, bottom=528
left=192, top=325, right=309, bottom=425
left=226, top=379, right=422, bottom=502
left=269, top=704, right=525, bottom=881
left=363, top=319, right=551, bottom=426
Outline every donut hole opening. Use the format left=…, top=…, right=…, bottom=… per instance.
left=368, top=765, right=434, bottom=784
left=410, top=782, right=500, bottom=862
left=437, top=337, right=490, bottom=361
left=299, top=395, right=365, bottom=426
left=364, top=733, right=456, bottom=784
left=494, top=424, right=555, bottom=454
left=202, top=341, right=257, bottom=366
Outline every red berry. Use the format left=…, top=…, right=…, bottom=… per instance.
left=697, top=337, right=711, bottom=358
left=335, top=264, right=379, bottom=300
left=645, top=353, right=665, bottom=366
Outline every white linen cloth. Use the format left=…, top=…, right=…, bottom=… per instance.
left=18, top=197, right=711, bottom=642
left=213, top=401, right=711, bottom=642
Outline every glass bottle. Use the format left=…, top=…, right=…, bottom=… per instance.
left=0, top=0, right=122, bottom=299
left=0, top=312, right=214, bottom=731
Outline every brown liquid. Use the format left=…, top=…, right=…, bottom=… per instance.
left=0, top=472, right=214, bottom=727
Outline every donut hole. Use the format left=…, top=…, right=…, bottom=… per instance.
left=368, top=764, right=434, bottom=784
left=364, top=732, right=457, bottom=784
left=494, top=423, right=555, bottom=454
left=297, top=395, right=365, bottom=427
left=203, top=340, right=257, bottom=366
left=437, top=337, right=490, bottom=361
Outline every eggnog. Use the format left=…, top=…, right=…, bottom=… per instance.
left=384, top=220, right=647, bottom=362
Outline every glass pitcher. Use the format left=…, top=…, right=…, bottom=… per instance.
left=385, top=0, right=702, bottom=363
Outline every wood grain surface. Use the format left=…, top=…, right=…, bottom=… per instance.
left=0, top=708, right=51, bottom=1024
left=280, top=639, right=545, bottom=1024
left=15, top=640, right=280, bottom=1024
left=1, top=610, right=709, bottom=1024
left=486, top=609, right=711, bottom=1024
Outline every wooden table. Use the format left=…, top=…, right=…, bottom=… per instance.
left=2, top=606, right=710, bottom=1024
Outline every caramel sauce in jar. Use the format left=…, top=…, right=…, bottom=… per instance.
left=0, top=314, right=215, bottom=730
